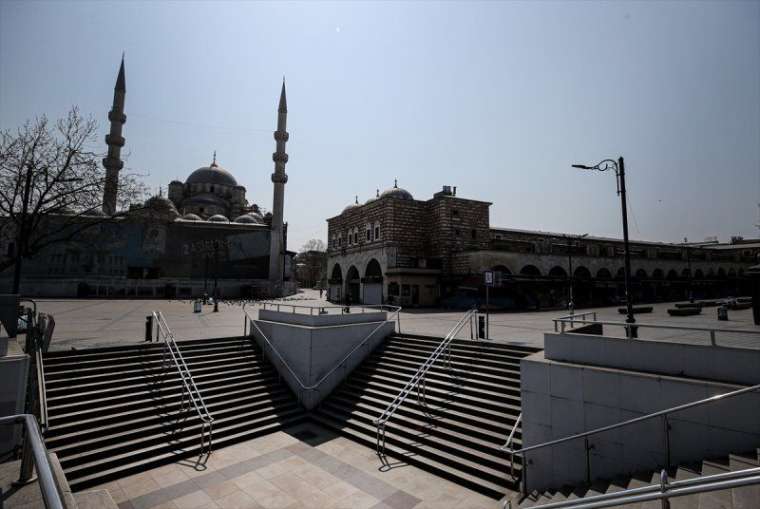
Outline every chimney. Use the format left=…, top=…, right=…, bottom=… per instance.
left=453, top=186, right=457, bottom=196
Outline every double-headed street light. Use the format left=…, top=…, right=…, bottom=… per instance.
left=572, top=156, right=636, bottom=336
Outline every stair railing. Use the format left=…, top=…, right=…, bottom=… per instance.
left=526, top=466, right=760, bottom=509
left=242, top=304, right=402, bottom=403
left=152, top=311, right=214, bottom=457
left=503, top=380, right=760, bottom=497
left=502, top=412, right=522, bottom=478
left=374, top=308, right=478, bottom=462
left=0, top=414, right=67, bottom=509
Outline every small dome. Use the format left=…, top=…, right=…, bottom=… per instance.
left=208, top=214, right=229, bottom=222
left=143, top=195, right=180, bottom=219
left=342, top=195, right=360, bottom=213
left=234, top=214, right=263, bottom=224
left=380, top=180, right=413, bottom=201
left=186, top=156, right=238, bottom=187
left=182, top=213, right=202, bottom=221
left=365, top=189, right=380, bottom=204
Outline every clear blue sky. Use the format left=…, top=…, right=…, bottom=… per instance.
left=1, top=1, right=759, bottom=250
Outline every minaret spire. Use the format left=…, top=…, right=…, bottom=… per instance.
left=268, top=79, right=290, bottom=294
left=102, top=54, right=127, bottom=215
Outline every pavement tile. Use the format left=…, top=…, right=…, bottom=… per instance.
left=215, top=490, right=263, bottom=509
left=153, top=468, right=192, bottom=488
left=202, top=480, right=241, bottom=501
left=381, top=490, right=423, bottom=509
left=327, top=490, right=380, bottom=509
left=173, top=489, right=215, bottom=509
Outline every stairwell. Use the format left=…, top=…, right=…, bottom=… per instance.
left=43, top=336, right=307, bottom=491
left=311, top=333, right=540, bottom=499
left=518, top=448, right=760, bottom=508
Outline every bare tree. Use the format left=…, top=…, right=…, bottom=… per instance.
left=0, top=107, right=147, bottom=292
left=300, top=238, right=326, bottom=252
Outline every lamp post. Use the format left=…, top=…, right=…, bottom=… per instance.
left=572, top=156, right=636, bottom=336
left=562, top=233, right=588, bottom=315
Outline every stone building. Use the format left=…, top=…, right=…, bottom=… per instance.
left=0, top=57, right=296, bottom=298
left=326, top=185, right=757, bottom=308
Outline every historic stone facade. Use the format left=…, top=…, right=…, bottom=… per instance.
left=327, top=185, right=758, bottom=309
left=0, top=58, right=296, bottom=298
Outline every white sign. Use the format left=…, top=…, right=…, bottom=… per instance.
left=484, top=270, right=494, bottom=286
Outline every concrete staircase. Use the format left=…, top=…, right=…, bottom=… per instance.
left=43, top=336, right=307, bottom=491
left=310, top=333, right=540, bottom=499
left=518, top=448, right=760, bottom=508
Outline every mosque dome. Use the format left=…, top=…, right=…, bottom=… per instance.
left=207, top=214, right=229, bottom=223
left=182, top=193, right=227, bottom=208
left=365, top=189, right=380, bottom=204
left=342, top=196, right=360, bottom=213
left=143, top=194, right=180, bottom=219
left=380, top=180, right=413, bottom=201
left=186, top=157, right=238, bottom=187
left=234, top=213, right=263, bottom=224
left=181, top=213, right=202, bottom=221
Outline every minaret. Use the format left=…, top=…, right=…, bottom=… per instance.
left=268, top=80, right=289, bottom=291
left=102, top=55, right=126, bottom=215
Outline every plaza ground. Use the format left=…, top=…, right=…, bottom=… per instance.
left=36, top=289, right=760, bottom=352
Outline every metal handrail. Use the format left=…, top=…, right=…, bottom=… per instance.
left=552, top=316, right=760, bottom=345
left=259, top=301, right=401, bottom=317
left=504, top=380, right=760, bottom=495
left=502, top=412, right=522, bottom=478
left=242, top=304, right=402, bottom=397
left=374, top=308, right=478, bottom=461
left=0, top=414, right=66, bottom=509
left=528, top=467, right=760, bottom=509
left=152, top=311, right=214, bottom=456
left=552, top=311, right=597, bottom=332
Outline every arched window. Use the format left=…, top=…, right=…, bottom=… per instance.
left=374, top=222, right=380, bottom=241
left=366, top=224, right=372, bottom=242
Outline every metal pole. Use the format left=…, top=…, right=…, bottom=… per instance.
left=687, top=246, right=694, bottom=303
left=568, top=242, right=574, bottom=315
left=485, top=285, right=490, bottom=340
left=618, top=156, right=636, bottom=336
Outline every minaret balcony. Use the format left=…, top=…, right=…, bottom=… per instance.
left=271, top=172, right=288, bottom=184
left=105, top=134, right=125, bottom=147
left=102, top=157, right=124, bottom=170
left=108, top=111, right=127, bottom=123
left=274, top=131, right=289, bottom=142
left=272, top=152, right=289, bottom=164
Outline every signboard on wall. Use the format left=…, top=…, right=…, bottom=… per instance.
left=484, top=270, right=494, bottom=287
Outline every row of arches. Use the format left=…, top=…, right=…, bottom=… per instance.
left=493, top=265, right=742, bottom=280
left=329, top=259, right=384, bottom=304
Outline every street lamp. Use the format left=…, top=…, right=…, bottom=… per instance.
left=561, top=233, right=588, bottom=315
left=572, top=156, right=636, bottom=336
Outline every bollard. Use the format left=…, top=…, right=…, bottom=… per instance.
left=717, top=305, right=728, bottom=321
left=478, top=315, right=486, bottom=339
left=145, top=315, right=153, bottom=342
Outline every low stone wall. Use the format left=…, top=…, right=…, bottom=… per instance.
left=545, top=331, right=760, bottom=385
left=520, top=352, right=760, bottom=492
left=250, top=312, right=395, bottom=409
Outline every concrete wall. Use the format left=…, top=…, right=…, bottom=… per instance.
left=251, top=315, right=395, bottom=409
left=520, top=354, right=760, bottom=492
left=258, top=309, right=387, bottom=327
left=545, top=331, right=760, bottom=386
left=0, top=339, right=29, bottom=454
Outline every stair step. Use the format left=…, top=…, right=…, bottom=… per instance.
left=310, top=411, right=509, bottom=499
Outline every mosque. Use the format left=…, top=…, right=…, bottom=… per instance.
left=0, top=58, right=295, bottom=298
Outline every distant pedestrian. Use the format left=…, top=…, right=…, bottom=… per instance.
left=319, top=288, right=323, bottom=299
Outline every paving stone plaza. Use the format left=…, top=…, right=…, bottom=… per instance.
left=38, top=289, right=760, bottom=352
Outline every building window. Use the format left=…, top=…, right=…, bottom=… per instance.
left=388, top=282, right=400, bottom=296
left=455, top=229, right=461, bottom=237
left=353, top=228, right=359, bottom=245
left=401, top=284, right=411, bottom=296
left=374, top=222, right=380, bottom=241
left=210, top=185, right=215, bottom=193
left=366, top=224, right=372, bottom=242
left=452, top=209, right=459, bottom=218
left=471, top=229, right=477, bottom=240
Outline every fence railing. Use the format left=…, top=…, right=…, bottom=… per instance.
left=526, top=466, right=760, bottom=509
left=502, top=412, right=522, bottom=478
left=552, top=311, right=597, bottom=332
left=152, top=311, right=213, bottom=457
left=0, top=414, right=67, bottom=509
left=242, top=304, right=401, bottom=404
left=374, top=308, right=478, bottom=463
left=503, top=380, right=760, bottom=496
left=552, top=315, right=760, bottom=346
